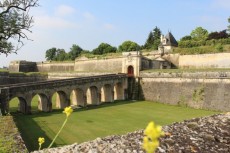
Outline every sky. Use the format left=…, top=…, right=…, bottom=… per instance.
left=0, top=0, right=229, bottom=67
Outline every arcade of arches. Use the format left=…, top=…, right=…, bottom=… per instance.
left=8, top=82, right=125, bottom=114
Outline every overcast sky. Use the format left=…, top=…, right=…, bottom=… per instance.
left=0, top=0, right=229, bottom=67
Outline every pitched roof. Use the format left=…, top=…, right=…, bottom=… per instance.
left=162, top=32, right=178, bottom=47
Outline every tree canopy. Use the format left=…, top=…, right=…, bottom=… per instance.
left=118, top=40, right=140, bottom=52
left=190, top=27, right=209, bottom=41
left=92, top=43, right=117, bottom=55
left=143, top=26, right=161, bottom=50
left=0, top=0, right=39, bottom=55
left=68, top=44, right=83, bottom=60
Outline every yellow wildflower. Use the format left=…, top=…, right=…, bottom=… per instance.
left=63, top=106, right=73, bottom=117
left=38, top=137, right=45, bottom=150
left=143, top=121, right=164, bottom=153
left=38, top=137, right=45, bottom=145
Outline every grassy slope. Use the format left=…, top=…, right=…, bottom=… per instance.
left=11, top=100, right=220, bottom=151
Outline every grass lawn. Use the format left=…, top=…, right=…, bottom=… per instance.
left=10, top=100, right=220, bottom=151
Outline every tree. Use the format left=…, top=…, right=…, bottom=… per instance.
left=68, top=44, right=83, bottom=60
left=118, top=40, right=140, bottom=52
left=190, top=27, right=209, bottom=41
left=144, top=31, right=154, bottom=49
left=207, top=30, right=229, bottom=40
left=56, top=49, right=67, bottom=61
left=180, top=35, right=192, bottom=41
left=0, top=0, right=39, bottom=55
left=143, top=26, right=162, bottom=50
left=92, top=43, right=117, bottom=55
left=45, top=48, right=57, bottom=61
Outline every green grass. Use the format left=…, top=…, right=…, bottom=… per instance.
left=10, top=100, right=220, bottom=151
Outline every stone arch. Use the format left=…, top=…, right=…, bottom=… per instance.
left=54, top=91, right=69, bottom=109
left=71, top=88, right=85, bottom=107
left=86, top=86, right=100, bottom=105
left=101, top=84, right=113, bottom=102
left=114, top=82, right=124, bottom=100
left=127, top=65, right=134, bottom=77
left=9, top=97, right=27, bottom=114
left=31, top=94, right=49, bottom=112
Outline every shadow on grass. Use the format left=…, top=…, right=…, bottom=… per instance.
left=11, top=100, right=141, bottom=151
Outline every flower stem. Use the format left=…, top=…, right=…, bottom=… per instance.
left=48, top=117, right=68, bottom=148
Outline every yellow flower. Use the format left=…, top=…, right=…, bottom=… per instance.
left=143, top=121, right=164, bottom=153
left=63, top=106, right=73, bottom=117
left=38, top=137, right=45, bottom=145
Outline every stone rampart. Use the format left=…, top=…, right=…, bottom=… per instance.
left=0, top=72, right=9, bottom=85
left=139, top=72, right=230, bottom=111
left=75, top=58, right=123, bottom=72
left=179, top=53, right=230, bottom=68
left=36, top=62, right=75, bottom=72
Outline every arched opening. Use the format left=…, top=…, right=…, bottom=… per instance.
left=114, top=82, right=124, bottom=100
left=31, top=94, right=49, bottom=113
left=86, top=86, right=99, bottom=105
left=71, top=88, right=85, bottom=107
left=127, top=65, right=134, bottom=77
left=101, top=84, right=113, bottom=103
left=52, top=91, right=69, bottom=109
left=9, top=97, right=27, bottom=114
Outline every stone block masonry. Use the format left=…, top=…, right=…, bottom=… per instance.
left=139, top=72, right=230, bottom=112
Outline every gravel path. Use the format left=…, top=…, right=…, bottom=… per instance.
left=33, top=113, right=230, bottom=153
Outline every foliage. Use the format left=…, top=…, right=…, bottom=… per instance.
left=178, top=37, right=230, bottom=48
left=190, top=27, right=209, bottom=41
left=144, top=26, right=162, bottom=50
left=180, top=35, right=192, bottom=41
left=45, top=48, right=57, bottom=61
left=68, top=44, right=83, bottom=60
left=55, top=49, right=67, bottom=61
left=92, top=43, right=117, bottom=55
left=118, top=40, right=140, bottom=52
left=144, top=31, right=154, bottom=49
left=0, top=0, right=38, bottom=55
left=207, top=30, right=229, bottom=40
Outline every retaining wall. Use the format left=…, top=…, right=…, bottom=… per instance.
left=75, top=58, right=123, bottom=72
left=139, top=72, right=230, bottom=111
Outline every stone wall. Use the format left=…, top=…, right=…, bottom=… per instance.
left=0, top=72, right=9, bottom=85
left=8, top=73, right=47, bottom=84
left=9, top=61, right=37, bottom=72
left=139, top=72, right=230, bottom=111
left=36, top=62, right=75, bottom=72
left=179, top=53, right=230, bottom=68
left=75, top=58, right=123, bottom=72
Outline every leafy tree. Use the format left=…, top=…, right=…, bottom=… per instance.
left=190, top=27, right=209, bottom=41
left=118, top=40, right=140, bottom=52
left=56, top=49, right=67, bottom=61
left=207, top=30, right=229, bottom=40
left=45, top=48, right=57, bottom=61
left=68, top=44, right=83, bottom=60
left=0, top=0, right=39, bottom=55
left=92, top=43, right=117, bottom=55
left=180, top=35, right=192, bottom=41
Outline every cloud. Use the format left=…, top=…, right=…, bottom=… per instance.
left=55, top=5, right=76, bottom=16
left=34, top=15, right=79, bottom=29
left=210, top=0, right=230, bottom=10
left=83, top=12, right=95, bottom=21
left=104, top=23, right=116, bottom=30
